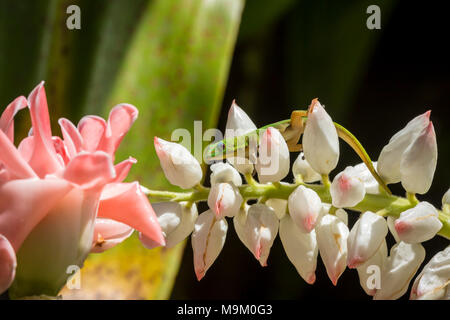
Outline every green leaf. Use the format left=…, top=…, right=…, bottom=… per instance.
left=61, top=0, right=244, bottom=300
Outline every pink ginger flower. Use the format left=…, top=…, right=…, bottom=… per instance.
left=0, top=82, right=164, bottom=298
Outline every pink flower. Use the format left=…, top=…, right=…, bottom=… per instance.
left=0, top=82, right=164, bottom=297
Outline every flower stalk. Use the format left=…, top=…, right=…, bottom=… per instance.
left=144, top=181, right=450, bottom=239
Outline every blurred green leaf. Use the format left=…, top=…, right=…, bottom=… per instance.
left=61, top=0, right=244, bottom=299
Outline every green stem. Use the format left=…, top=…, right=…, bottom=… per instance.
left=145, top=181, right=450, bottom=239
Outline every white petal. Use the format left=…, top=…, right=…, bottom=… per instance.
left=400, top=122, right=437, bottom=194
left=357, top=240, right=387, bottom=296
left=395, top=201, right=442, bottom=243
left=442, top=188, right=450, bottom=206
left=330, top=166, right=365, bottom=208
left=292, top=152, right=321, bottom=183
left=336, top=208, right=348, bottom=226
left=377, top=111, right=430, bottom=184
left=373, top=242, right=425, bottom=300
left=347, top=211, right=388, bottom=268
left=233, top=204, right=251, bottom=251
left=208, top=183, right=243, bottom=219
left=280, top=214, right=318, bottom=284
left=288, top=185, right=322, bottom=233
left=387, top=216, right=400, bottom=243
left=266, top=198, right=287, bottom=220
left=154, top=137, right=202, bottom=189
left=302, top=99, right=339, bottom=175
left=255, top=127, right=290, bottom=183
left=210, top=162, right=242, bottom=186
left=316, top=214, right=349, bottom=285
left=191, top=210, right=228, bottom=281
left=353, top=162, right=380, bottom=194
left=243, top=204, right=279, bottom=266
left=410, top=245, right=450, bottom=300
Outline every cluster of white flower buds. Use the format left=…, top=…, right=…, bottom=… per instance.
left=149, top=99, right=449, bottom=300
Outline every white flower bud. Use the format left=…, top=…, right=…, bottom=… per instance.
left=255, top=127, right=290, bottom=183
left=442, top=188, right=450, bottom=206
left=410, top=245, right=450, bottom=300
left=302, top=99, right=339, bottom=175
left=266, top=198, right=287, bottom=220
left=330, top=166, right=365, bottom=208
left=225, top=101, right=257, bottom=174
left=140, top=202, right=198, bottom=249
left=292, top=152, right=321, bottom=183
left=192, top=210, right=228, bottom=280
left=154, top=137, right=202, bottom=189
left=288, top=185, right=322, bottom=233
left=357, top=240, right=387, bottom=296
left=400, top=122, right=437, bottom=194
left=280, top=214, right=318, bottom=284
left=233, top=204, right=251, bottom=251
left=208, top=182, right=243, bottom=219
left=387, top=216, right=400, bottom=243
left=353, top=162, right=380, bottom=194
left=336, top=208, right=348, bottom=226
left=347, top=211, right=388, bottom=268
left=377, top=111, right=430, bottom=184
left=394, top=201, right=442, bottom=243
left=243, top=204, right=279, bottom=266
left=210, top=162, right=242, bottom=186
left=316, top=214, right=349, bottom=285
left=373, top=242, right=425, bottom=300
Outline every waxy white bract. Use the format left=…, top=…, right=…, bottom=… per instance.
left=192, top=210, right=228, bottom=281
left=288, top=185, right=322, bottom=233
left=208, top=182, right=243, bottom=219
left=154, top=137, right=202, bottom=189
left=377, top=111, right=430, bottom=184
left=302, top=99, right=339, bottom=175
left=280, top=215, right=318, bottom=284
left=210, top=162, right=242, bottom=186
left=330, top=166, right=365, bottom=208
left=224, top=101, right=257, bottom=174
left=316, top=214, right=349, bottom=286
left=292, top=152, right=321, bottom=183
left=347, top=211, right=388, bottom=268
left=255, top=127, right=290, bottom=183
left=353, top=162, right=380, bottom=194
left=394, top=201, right=442, bottom=243
left=373, top=241, right=425, bottom=300
left=265, top=198, right=287, bottom=220
left=243, top=204, right=279, bottom=266
left=410, top=245, right=450, bottom=300
left=400, top=121, right=437, bottom=194
left=140, top=202, right=198, bottom=249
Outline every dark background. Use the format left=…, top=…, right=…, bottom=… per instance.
left=171, top=0, right=450, bottom=299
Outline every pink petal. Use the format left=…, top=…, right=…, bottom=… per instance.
left=17, top=136, right=34, bottom=162
left=113, top=157, right=137, bottom=183
left=52, top=136, right=70, bottom=166
left=27, top=82, right=63, bottom=177
left=98, top=182, right=165, bottom=246
left=77, top=115, right=107, bottom=152
left=0, top=234, right=16, bottom=294
left=91, top=218, right=134, bottom=253
left=98, top=104, right=138, bottom=155
left=0, top=129, right=36, bottom=179
left=0, top=178, right=72, bottom=251
left=0, top=96, right=27, bottom=142
left=58, top=118, right=83, bottom=158
left=63, top=151, right=116, bottom=190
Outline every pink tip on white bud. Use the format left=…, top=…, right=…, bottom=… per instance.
left=302, top=99, right=340, bottom=175
left=191, top=210, right=228, bottom=281
left=347, top=211, right=388, bottom=269
left=208, top=183, right=243, bottom=219
left=279, top=214, right=318, bottom=284
left=356, top=240, right=387, bottom=296
left=400, top=121, right=437, bottom=194
left=394, top=201, right=442, bottom=243
left=288, top=185, right=322, bottom=233
left=330, top=166, right=366, bottom=208
left=255, top=127, right=290, bottom=183
left=154, top=137, right=202, bottom=189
